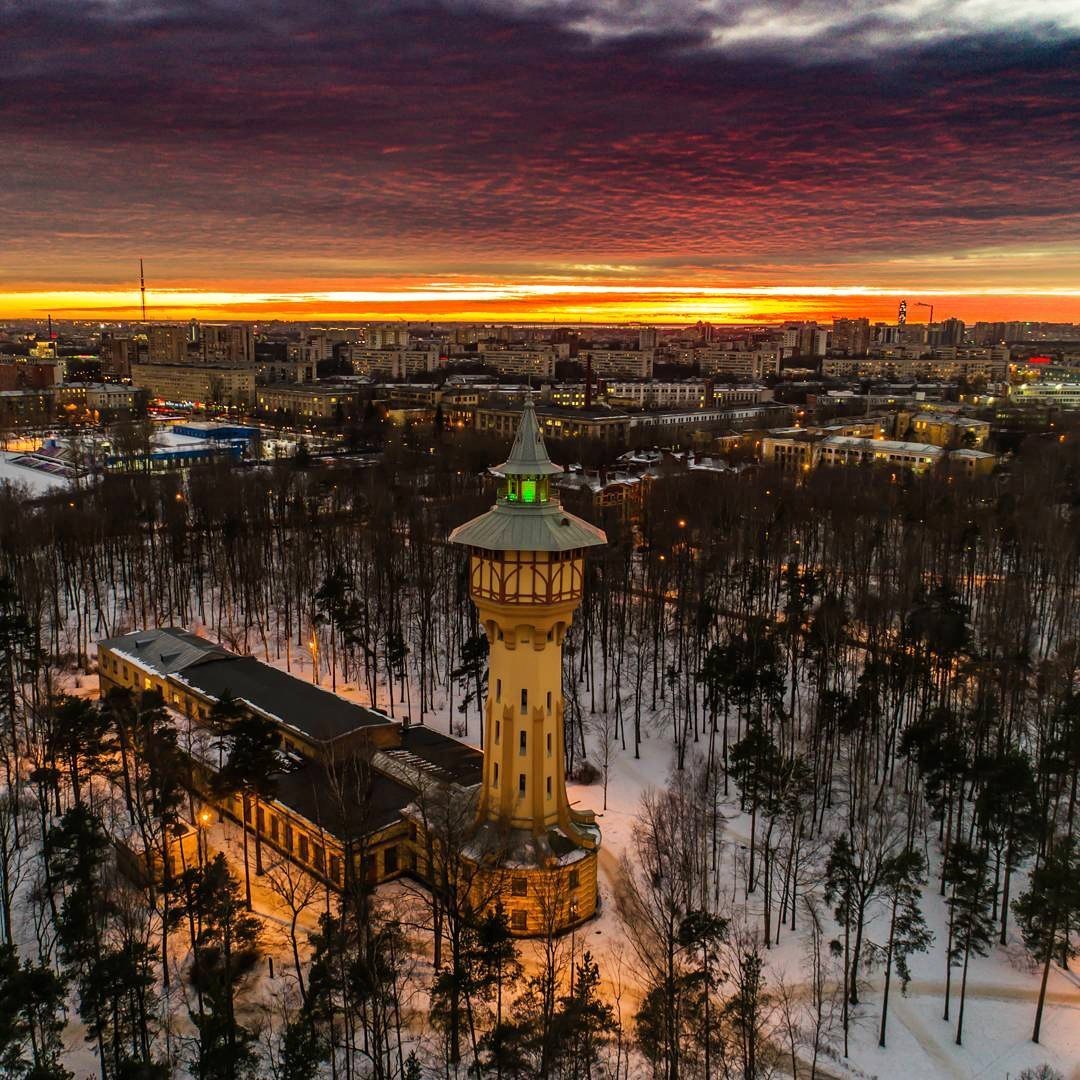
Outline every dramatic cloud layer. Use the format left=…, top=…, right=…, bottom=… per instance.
left=1, top=1, right=1078, bottom=320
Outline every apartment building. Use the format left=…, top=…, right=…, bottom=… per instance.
left=579, top=348, right=654, bottom=378
left=345, top=347, right=440, bottom=379
left=691, top=347, right=781, bottom=379
left=131, top=362, right=255, bottom=406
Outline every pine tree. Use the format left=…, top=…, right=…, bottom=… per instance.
left=0, top=944, right=71, bottom=1079
left=877, top=848, right=933, bottom=1047
left=549, top=950, right=618, bottom=1080
left=678, top=910, right=728, bottom=1079
left=944, top=841, right=995, bottom=1045
left=181, top=854, right=261, bottom=1080
left=1013, top=836, right=1080, bottom=1043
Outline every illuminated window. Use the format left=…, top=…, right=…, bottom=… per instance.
left=521, top=478, right=537, bottom=503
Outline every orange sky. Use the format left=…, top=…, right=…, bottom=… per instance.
left=3, top=282, right=1078, bottom=325
left=4, top=3, right=1078, bottom=332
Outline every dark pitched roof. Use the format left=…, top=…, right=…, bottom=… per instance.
left=398, top=725, right=483, bottom=786
left=273, top=759, right=415, bottom=838
left=179, top=656, right=392, bottom=743
left=99, top=627, right=231, bottom=677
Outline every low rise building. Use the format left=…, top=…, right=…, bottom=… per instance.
left=475, top=404, right=632, bottom=443
left=255, top=384, right=361, bottom=420
left=631, top=403, right=793, bottom=432
left=817, top=436, right=943, bottom=474
left=906, top=412, right=990, bottom=448
left=0, top=356, right=62, bottom=390
left=603, top=381, right=771, bottom=409
left=948, top=449, right=997, bottom=478
left=97, top=628, right=483, bottom=893
left=760, top=434, right=818, bottom=471
left=1011, top=381, right=1080, bottom=409
left=822, top=351, right=1008, bottom=382
left=56, top=383, right=143, bottom=416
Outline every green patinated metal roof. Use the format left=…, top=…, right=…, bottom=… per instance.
left=494, top=396, right=564, bottom=477
left=449, top=500, right=606, bottom=553
left=449, top=396, right=607, bottom=554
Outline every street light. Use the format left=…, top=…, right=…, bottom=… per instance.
left=197, top=808, right=212, bottom=865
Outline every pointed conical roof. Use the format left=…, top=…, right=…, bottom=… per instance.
left=448, top=397, right=606, bottom=554
left=494, top=397, right=563, bottom=477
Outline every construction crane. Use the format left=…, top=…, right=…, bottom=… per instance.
left=914, top=300, right=934, bottom=326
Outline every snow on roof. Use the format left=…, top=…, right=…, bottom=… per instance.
left=820, top=436, right=943, bottom=456
left=0, top=451, right=71, bottom=493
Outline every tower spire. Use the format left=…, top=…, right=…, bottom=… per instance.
left=497, top=395, right=562, bottom=478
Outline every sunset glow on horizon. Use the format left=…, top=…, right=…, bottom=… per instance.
left=2, top=2, right=1078, bottom=326
left=4, top=282, right=1078, bottom=326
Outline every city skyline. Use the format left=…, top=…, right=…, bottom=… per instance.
left=3, top=1, right=1078, bottom=324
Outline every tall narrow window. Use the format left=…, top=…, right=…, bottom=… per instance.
left=495, top=719, right=501, bottom=742
left=546, top=775, right=552, bottom=798
left=546, top=691, right=552, bottom=713
left=496, top=678, right=502, bottom=702
left=546, top=733, right=552, bottom=755
left=518, top=773, right=526, bottom=795
left=520, top=688, right=528, bottom=715
left=493, top=763, right=499, bottom=786
left=519, top=730, right=527, bottom=755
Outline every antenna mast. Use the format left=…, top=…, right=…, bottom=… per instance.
left=139, top=259, right=147, bottom=322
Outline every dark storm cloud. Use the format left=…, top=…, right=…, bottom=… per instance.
left=1, top=0, right=1078, bottom=283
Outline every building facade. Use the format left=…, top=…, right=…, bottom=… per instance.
left=449, top=399, right=604, bottom=934
left=131, top=363, right=255, bottom=406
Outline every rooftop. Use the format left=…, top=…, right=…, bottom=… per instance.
left=98, top=627, right=231, bottom=677
left=273, top=757, right=416, bottom=838
left=101, top=629, right=394, bottom=744
left=179, top=655, right=394, bottom=744
left=821, top=436, right=943, bottom=455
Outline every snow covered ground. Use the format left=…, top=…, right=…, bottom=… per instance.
left=213, top=647, right=1080, bottom=1080
left=34, top=626, right=1079, bottom=1080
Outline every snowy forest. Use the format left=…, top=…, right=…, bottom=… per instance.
left=0, top=429, right=1078, bottom=1079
